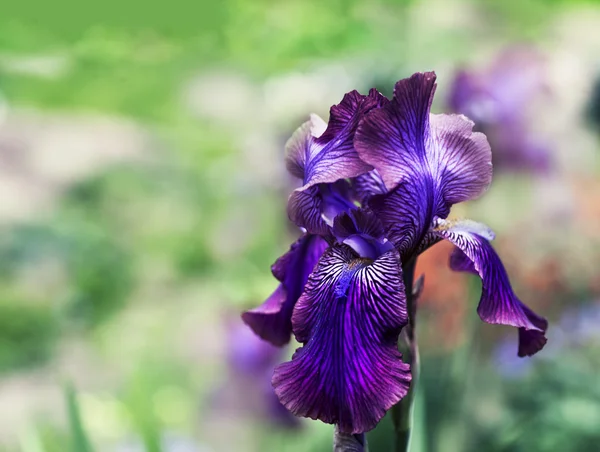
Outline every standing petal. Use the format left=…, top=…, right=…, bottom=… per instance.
left=355, top=72, right=492, bottom=257
left=285, top=90, right=387, bottom=233
left=242, top=234, right=328, bottom=346
left=273, top=245, right=411, bottom=434
left=285, top=91, right=382, bottom=189
left=433, top=219, right=547, bottom=356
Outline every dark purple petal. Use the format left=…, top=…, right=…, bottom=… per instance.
left=273, top=245, right=411, bottom=434
left=284, top=90, right=390, bottom=232
left=517, top=305, right=549, bottom=357
left=287, top=186, right=329, bottom=236
left=355, top=72, right=438, bottom=192
left=287, top=180, right=356, bottom=235
left=355, top=72, right=492, bottom=256
left=449, top=247, right=477, bottom=275
left=317, top=89, right=390, bottom=144
left=332, top=209, right=385, bottom=241
left=242, top=285, right=290, bottom=347
left=352, top=170, right=387, bottom=204
left=332, top=209, right=393, bottom=259
left=368, top=180, right=434, bottom=259
left=242, top=234, right=328, bottom=346
left=433, top=219, right=547, bottom=356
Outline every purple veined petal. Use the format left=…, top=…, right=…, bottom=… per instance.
left=352, top=169, right=387, bottom=204
left=332, top=208, right=386, bottom=242
left=287, top=186, right=329, bottom=236
left=332, top=209, right=393, bottom=260
left=241, top=285, right=290, bottom=347
left=285, top=90, right=388, bottom=233
left=285, top=91, right=384, bottom=190
left=316, top=88, right=390, bottom=145
left=287, top=180, right=356, bottom=236
left=368, top=179, right=435, bottom=259
left=449, top=247, right=477, bottom=275
left=355, top=72, right=438, bottom=192
left=285, top=114, right=328, bottom=181
left=355, top=72, right=492, bottom=256
left=273, top=245, right=411, bottom=434
left=429, top=114, right=492, bottom=206
left=433, top=218, right=547, bottom=357
left=242, top=234, right=328, bottom=346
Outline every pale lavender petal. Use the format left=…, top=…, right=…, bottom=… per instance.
left=273, top=245, right=411, bottom=434
left=429, top=113, right=492, bottom=206
left=434, top=219, right=547, bottom=356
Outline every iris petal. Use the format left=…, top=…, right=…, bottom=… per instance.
left=242, top=234, right=328, bottom=346
left=355, top=72, right=492, bottom=257
left=434, top=219, right=547, bottom=356
left=352, top=170, right=387, bottom=204
left=285, top=90, right=387, bottom=233
left=273, top=245, right=411, bottom=434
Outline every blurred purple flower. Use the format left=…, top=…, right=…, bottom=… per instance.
left=495, top=300, right=600, bottom=379
left=448, top=47, right=552, bottom=173
left=212, top=321, right=300, bottom=428
left=242, top=72, right=548, bottom=434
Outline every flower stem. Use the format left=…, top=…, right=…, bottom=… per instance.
left=390, top=260, right=420, bottom=452
left=333, top=426, right=368, bottom=452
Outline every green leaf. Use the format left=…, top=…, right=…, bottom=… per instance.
left=64, top=383, right=94, bottom=452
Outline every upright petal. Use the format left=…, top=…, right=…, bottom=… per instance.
left=242, top=234, right=328, bottom=346
left=285, top=91, right=384, bottom=189
left=285, top=90, right=387, bottom=233
left=433, top=219, right=547, bottom=356
left=273, top=245, right=411, bottom=434
left=316, top=89, right=390, bottom=145
left=355, top=72, right=492, bottom=257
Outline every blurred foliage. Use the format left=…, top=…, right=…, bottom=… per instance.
left=0, top=294, right=59, bottom=371
left=65, top=384, right=95, bottom=452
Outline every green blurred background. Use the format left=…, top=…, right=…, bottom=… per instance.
left=0, top=0, right=599, bottom=451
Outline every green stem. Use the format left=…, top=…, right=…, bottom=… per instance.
left=391, top=260, right=420, bottom=452
left=333, top=426, right=368, bottom=452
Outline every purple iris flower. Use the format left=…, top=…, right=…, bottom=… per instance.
left=448, top=47, right=551, bottom=173
left=242, top=72, right=548, bottom=435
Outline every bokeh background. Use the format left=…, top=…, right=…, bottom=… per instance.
left=1, top=0, right=599, bottom=451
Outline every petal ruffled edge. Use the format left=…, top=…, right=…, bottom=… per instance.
left=242, top=234, right=328, bottom=346
left=434, top=219, right=547, bottom=357
left=273, top=245, right=411, bottom=433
